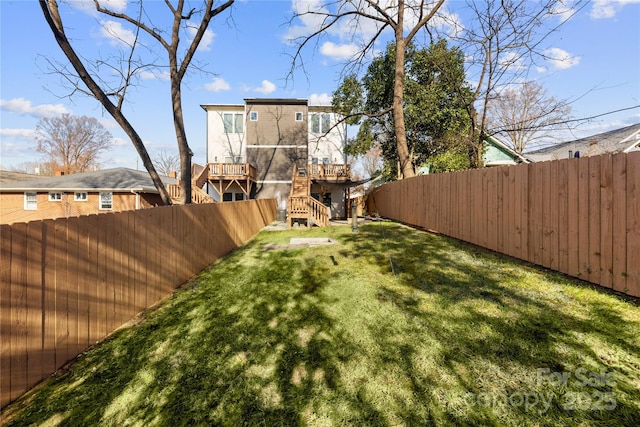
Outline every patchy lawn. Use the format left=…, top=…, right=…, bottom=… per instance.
left=3, top=221, right=639, bottom=426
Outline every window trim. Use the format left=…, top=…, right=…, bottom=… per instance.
left=48, top=192, right=62, bottom=202
left=295, top=112, right=303, bottom=121
left=310, top=113, right=331, bottom=134
left=249, top=111, right=259, bottom=121
left=99, top=192, right=113, bottom=210
left=223, top=112, right=244, bottom=134
left=24, top=192, right=37, bottom=210
left=74, top=192, right=88, bottom=202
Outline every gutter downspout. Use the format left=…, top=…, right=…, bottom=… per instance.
left=131, top=190, right=140, bottom=210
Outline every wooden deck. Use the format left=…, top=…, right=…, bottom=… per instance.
left=208, top=163, right=257, bottom=181
left=308, top=164, right=350, bottom=181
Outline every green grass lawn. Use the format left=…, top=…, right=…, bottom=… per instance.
left=3, top=221, right=639, bottom=426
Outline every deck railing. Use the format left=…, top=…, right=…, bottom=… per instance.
left=208, top=163, right=257, bottom=180
left=167, top=184, right=215, bottom=204
left=308, top=163, right=350, bottom=180
left=288, top=195, right=329, bottom=227
left=192, top=164, right=210, bottom=189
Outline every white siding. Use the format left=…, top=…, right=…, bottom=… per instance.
left=307, top=110, right=347, bottom=165
left=205, top=105, right=247, bottom=163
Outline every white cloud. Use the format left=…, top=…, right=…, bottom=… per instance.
left=254, top=80, right=277, bottom=94
left=101, top=0, right=128, bottom=12
left=320, top=41, right=360, bottom=60
left=589, top=0, right=640, bottom=19
left=186, top=23, right=215, bottom=51
left=112, top=137, right=128, bottom=147
left=97, top=117, right=119, bottom=130
left=284, top=0, right=384, bottom=46
left=140, top=70, right=170, bottom=81
left=100, top=20, right=136, bottom=46
left=73, top=0, right=127, bottom=15
left=0, top=128, right=37, bottom=139
left=431, top=9, right=464, bottom=37
left=205, top=77, right=231, bottom=92
left=550, top=1, right=577, bottom=23
left=543, top=47, right=581, bottom=70
left=309, top=93, right=332, bottom=106
left=0, top=98, right=70, bottom=118
left=499, top=51, right=527, bottom=71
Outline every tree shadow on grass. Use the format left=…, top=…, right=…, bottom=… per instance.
left=4, top=223, right=639, bottom=426
left=340, top=222, right=640, bottom=426
left=4, top=238, right=373, bottom=426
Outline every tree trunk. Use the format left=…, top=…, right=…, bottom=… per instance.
left=40, top=0, right=172, bottom=205
left=170, top=74, right=192, bottom=205
left=393, top=2, right=415, bottom=179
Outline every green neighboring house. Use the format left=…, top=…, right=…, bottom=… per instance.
left=482, top=135, right=530, bottom=167
left=418, top=134, right=528, bottom=174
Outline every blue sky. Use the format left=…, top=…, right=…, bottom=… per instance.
left=1, top=0, right=639, bottom=171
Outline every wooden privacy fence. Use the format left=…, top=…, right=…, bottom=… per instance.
left=0, top=199, right=277, bottom=409
left=369, top=152, right=640, bottom=298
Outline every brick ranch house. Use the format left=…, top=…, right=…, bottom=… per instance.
left=0, top=168, right=176, bottom=225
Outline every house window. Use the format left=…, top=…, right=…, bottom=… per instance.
left=322, top=114, right=330, bottom=133
left=295, top=112, right=303, bottom=121
left=222, top=193, right=233, bottom=202
left=99, top=192, right=113, bottom=210
left=310, top=113, right=331, bottom=134
left=24, top=192, right=37, bottom=210
left=48, top=192, right=62, bottom=202
left=74, top=192, right=88, bottom=201
left=223, top=113, right=243, bottom=134
left=249, top=111, right=259, bottom=121
left=234, top=193, right=245, bottom=201
left=323, top=157, right=330, bottom=165
left=311, top=157, right=319, bottom=164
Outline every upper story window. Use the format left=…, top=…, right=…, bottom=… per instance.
left=24, top=192, right=37, bottom=210
left=311, top=113, right=331, bottom=134
left=249, top=111, right=259, bottom=121
left=74, top=192, right=88, bottom=201
left=295, top=112, right=303, bottom=121
left=99, top=192, right=113, bottom=210
left=223, top=113, right=243, bottom=134
left=48, top=192, right=62, bottom=202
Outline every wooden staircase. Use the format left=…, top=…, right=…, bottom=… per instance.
left=167, top=184, right=216, bottom=204
left=288, top=164, right=329, bottom=228
left=167, top=165, right=216, bottom=204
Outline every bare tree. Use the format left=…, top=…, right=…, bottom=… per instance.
left=486, top=81, right=572, bottom=153
left=39, top=0, right=234, bottom=204
left=360, top=144, right=383, bottom=179
left=153, top=150, right=181, bottom=176
left=437, top=0, right=585, bottom=166
left=289, top=0, right=446, bottom=179
left=9, top=161, right=53, bottom=176
left=35, top=114, right=113, bottom=174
